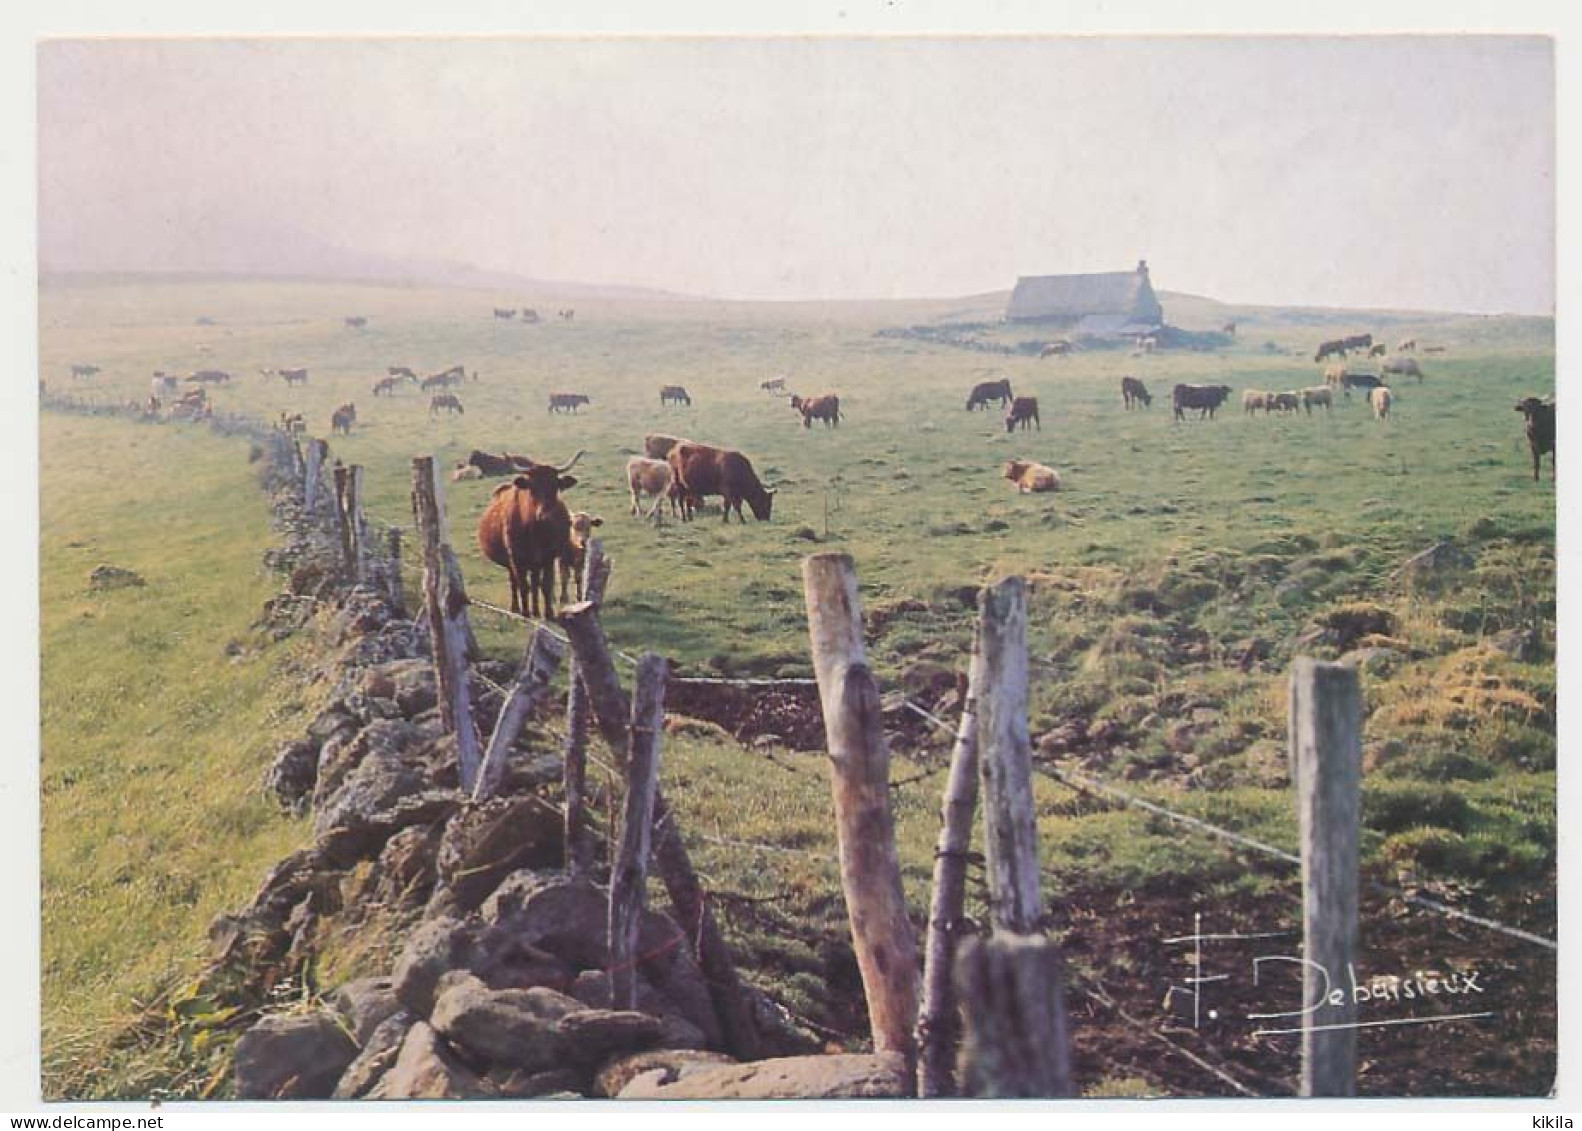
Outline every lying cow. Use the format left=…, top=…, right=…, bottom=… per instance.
left=1005, top=396, right=1040, bottom=433
left=461, top=450, right=537, bottom=477
left=1172, top=383, right=1232, bottom=421
left=1514, top=397, right=1555, bottom=481
left=966, top=377, right=1013, bottom=411
left=1003, top=459, right=1060, bottom=493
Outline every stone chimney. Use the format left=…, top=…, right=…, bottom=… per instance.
left=1136, top=259, right=1149, bottom=277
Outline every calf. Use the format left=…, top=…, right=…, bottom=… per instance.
left=331, top=403, right=356, bottom=435
left=1120, top=376, right=1152, bottom=409
left=1005, top=396, right=1040, bottom=433
left=1002, top=459, right=1060, bottom=493
left=1514, top=397, right=1555, bottom=481
left=562, top=511, right=605, bottom=602
left=1370, top=386, right=1393, bottom=420
left=627, top=456, right=680, bottom=519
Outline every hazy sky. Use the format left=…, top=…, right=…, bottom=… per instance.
left=38, top=36, right=1554, bottom=313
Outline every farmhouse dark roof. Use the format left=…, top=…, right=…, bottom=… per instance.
left=1006, top=260, right=1164, bottom=324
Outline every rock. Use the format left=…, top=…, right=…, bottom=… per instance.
left=266, top=739, right=318, bottom=811
left=351, top=822, right=445, bottom=910
left=430, top=972, right=581, bottom=1071
left=88, top=564, right=145, bottom=591
left=1338, top=646, right=1405, bottom=675
left=314, top=789, right=460, bottom=869
left=481, top=873, right=721, bottom=1045
left=1037, top=722, right=1083, bottom=756
left=375, top=658, right=439, bottom=717
left=233, top=1011, right=358, bottom=1099
left=554, top=1010, right=665, bottom=1065
left=1163, top=721, right=1197, bottom=755
left=615, top=1052, right=910, bottom=1099
left=306, top=705, right=361, bottom=748
left=426, top=796, right=566, bottom=917
left=566, top=971, right=709, bottom=1050
left=333, top=1011, right=414, bottom=1099
left=486, top=1067, right=586, bottom=1098
left=314, top=745, right=435, bottom=841
left=1399, top=541, right=1473, bottom=585
left=366, top=1022, right=496, bottom=1100
left=1309, top=603, right=1398, bottom=652
left=391, top=916, right=577, bottom=1019
left=594, top=1049, right=736, bottom=1097
left=899, top=660, right=957, bottom=700
left=332, top=977, right=405, bottom=1045
left=312, top=718, right=422, bottom=816
left=1490, top=627, right=1542, bottom=662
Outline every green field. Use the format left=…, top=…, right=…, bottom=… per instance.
left=39, top=276, right=1556, bottom=1096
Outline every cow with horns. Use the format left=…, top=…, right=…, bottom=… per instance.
left=476, top=450, right=586, bottom=617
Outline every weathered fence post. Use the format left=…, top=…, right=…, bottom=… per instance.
left=410, top=455, right=482, bottom=791
left=956, top=934, right=1074, bottom=1098
left=564, top=540, right=609, bottom=880
left=916, top=621, right=987, bottom=1098
left=976, top=577, right=1042, bottom=933
left=303, top=438, right=326, bottom=512
left=609, top=653, right=666, bottom=1010
left=385, top=527, right=404, bottom=613
left=953, top=576, right=1073, bottom=1098
left=472, top=627, right=565, bottom=801
left=558, top=599, right=762, bottom=1061
left=333, top=463, right=355, bottom=577
left=1288, top=658, right=1362, bottom=1097
left=801, top=552, right=920, bottom=1068
left=348, top=465, right=368, bottom=583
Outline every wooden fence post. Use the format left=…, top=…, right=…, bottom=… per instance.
left=916, top=620, right=987, bottom=1098
left=976, top=577, right=1042, bottom=933
left=609, top=653, right=666, bottom=1010
left=955, top=934, right=1073, bottom=1098
left=348, top=465, right=368, bottom=583
left=410, top=455, right=482, bottom=791
left=386, top=527, right=404, bottom=614
left=1289, top=658, right=1362, bottom=1097
left=558, top=599, right=762, bottom=1061
left=303, top=438, right=325, bottom=512
left=564, top=540, right=608, bottom=880
left=333, top=464, right=354, bottom=577
left=801, top=552, right=920, bottom=1068
left=472, top=627, right=565, bottom=801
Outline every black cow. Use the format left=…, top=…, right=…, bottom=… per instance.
left=1172, top=384, right=1233, bottom=421
left=966, top=377, right=1013, bottom=411
left=549, top=392, right=591, bottom=413
left=1515, top=397, right=1555, bottom=482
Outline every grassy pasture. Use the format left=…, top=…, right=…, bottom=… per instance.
left=39, top=276, right=1556, bottom=1095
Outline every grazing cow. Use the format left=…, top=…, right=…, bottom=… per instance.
left=549, top=392, right=591, bottom=414
left=1323, top=364, right=1348, bottom=389
left=372, top=376, right=402, bottom=397
left=1382, top=356, right=1423, bottom=382
left=1172, top=384, right=1233, bottom=421
left=420, top=365, right=467, bottom=392
left=1120, top=376, right=1152, bottom=409
left=493, top=308, right=518, bottom=320
left=1222, top=321, right=1237, bottom=337
left=562, top=511, right=605, bottom=602
left=966, top=377, right=1014, bottom=411
left=1005, top=396, right=1040, bottom=433
left=1368, top=343, right=1387, bottom=358
left=187, top=369, right=232, bottom=384
left=331, top=403, right=357, bottom=435
left=1314, top=338, right=1348, bottom=363
left=790, top=393, right=842, bottom=429
left=476, top=451, right=585, bottom=617
left=388, top=366, right=418, bottom=380
left=70, top=364, right=101, bottom=380
left=1300, top=386, right=1334, bottom=413
left=1002, top=459, right=1060, bottom=493
left=1270, top=392, right=1301, bottom=413
left=760, top=376, right=788, bottom=395
left=1344, top=333, right=1374, bottom=353
left=430, top=393, right=464, bottom=417
left=626, top=456, right=680, bottom=520
left=1423, top=345, right=1447, bottom=354
left=660, top=385, right=693, bottom=407
left=643, top=433, right=687, bottom=460
left=521, top=308, right=541, bottom=323
left=344, top=316, right=368, bottom=328
left=667, top=442, right=776, bottom=523
left=1243, top=390, right=1270, bottom=414
left=1514, top=397, right=1555, bottom=482
left=262, top=366, right=308, bottom=386
left=1370, top=387, right=1393, bottom=420
left=1396, top=338, right=1417, bottom=353
left=559, top=309, right=576, bottom=322
left=1040, top=340, right=1073, bottom=359
left=1341, top=372, right=1388, bottom=397
left=461, top=450, right=536, bottom=477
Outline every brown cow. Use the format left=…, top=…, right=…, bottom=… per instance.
left=430, top=393, right=464, bottom=417
left=1003, top=459, right=1060, bottom=493
left=1005, top=396, right=1040, bottom=433
left=789, top=393, right=841, bottom=428
left=627, top=456, right=680, bottom=519
left=667, top=442, right=775, bottom=523
left=643, top=433, right=687, bottom=460
left=476, top=451, right=585, bottom=617
left=331, top=403, right=356, bottom=435
left=1515, top=397, right=1555, bottom=482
